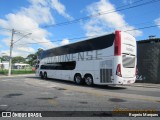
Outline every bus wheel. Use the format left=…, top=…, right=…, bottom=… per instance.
left=40, top=72, right=44, bottom=79
left=85, top=75, right=93, bottom=86
left=44, top=72, right=47, bottom=79
left=74, top=74, right=83, bottom=85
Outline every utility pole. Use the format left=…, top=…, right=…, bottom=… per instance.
left=8, top=29, right=14, bottom=76
left=8, top=29, right=32, bottom=76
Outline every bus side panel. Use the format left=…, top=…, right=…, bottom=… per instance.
left=74, top=60, right=94, bottom=79
left=93, top=45, right=114, bottom=85
left=61, top=70, right=73, bottom=81
left=93, top=60, right=100, bottom=84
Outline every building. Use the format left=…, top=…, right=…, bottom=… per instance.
left=0, top=61, right=9, bottom=70
left=12, top=63, right=30, bottom=69
left=0, top=62, right=29, bottom=70
left=136, top=38, right=160, bottom=83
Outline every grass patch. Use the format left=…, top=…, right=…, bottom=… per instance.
left=0, top=69, right=35, bottom=75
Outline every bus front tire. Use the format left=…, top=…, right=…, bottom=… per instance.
left=85, top=75, right=93, bottom=86
left=40, top=72, right=44, bottom=79
left=74, top=74, right=83, bottom=85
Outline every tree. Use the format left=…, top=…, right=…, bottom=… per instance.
left=0, top=55, right=10, bottom=61
left=36, top=48, right=43, bottom=59
left=12, top=56, right=25, bottom=64
left=26, top=48, right=43, bottom=66
left=26, top=54, right=37, bottom=66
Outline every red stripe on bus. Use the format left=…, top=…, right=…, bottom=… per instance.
left=114, top=31, right=121, bottom=56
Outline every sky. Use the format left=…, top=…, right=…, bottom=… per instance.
left=0, top=0, right=160, bottom=57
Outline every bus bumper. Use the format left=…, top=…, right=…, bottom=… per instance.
left=114, top=76, right=136, bottom=85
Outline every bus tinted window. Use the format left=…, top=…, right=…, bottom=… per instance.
left=40, top=34, right=115, bottom=58
left=40, top=61, right=76, bottom=70
left=122, top=54, right=135, bottom=68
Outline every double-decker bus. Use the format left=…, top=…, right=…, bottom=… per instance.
left=36, top=31, right=137, bottom=86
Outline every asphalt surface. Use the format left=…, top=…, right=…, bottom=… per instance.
left=0, top=75, right=159, bottom=119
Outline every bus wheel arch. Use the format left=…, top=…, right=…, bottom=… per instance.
left=74, top=73, right=83, bottom=85
left=44, top=72, right=47, bottom=79
left=40, top=71, right=44, bottom=79
left=84, top=74, right=94, bottom=86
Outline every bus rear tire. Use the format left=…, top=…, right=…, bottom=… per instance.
left=44, top=72, right=47, bottom=79
left=74, top=74, right=83, bottom=85
left=85, top=75, right=93, bottom=86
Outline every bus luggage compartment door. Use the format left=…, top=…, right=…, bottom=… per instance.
left=100, top=60, right=112, bottom=83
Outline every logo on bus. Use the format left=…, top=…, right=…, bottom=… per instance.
left=41, top=50, right=102, bottom=63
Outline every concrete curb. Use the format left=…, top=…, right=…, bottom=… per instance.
left=125, top=83, right=160, bottom=88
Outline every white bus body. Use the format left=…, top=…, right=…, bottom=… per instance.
left=36, top=31, right=137, bottom=86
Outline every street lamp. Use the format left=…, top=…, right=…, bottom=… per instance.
left=8, top=29, right=32, bottom=76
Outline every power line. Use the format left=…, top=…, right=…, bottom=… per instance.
left=0, top=28, right=31, bottom=40
left=0, top=0, right=159, bottom=35
left=1, top=0, right=159, bottom=47
left=15, top=24, right=160, bottom=46
left=24, top=20, right=154, bottom=43
left=16, top=36, right=92, bottom=45
left=124, top=24, right=160, bottom=32
left=0, top=27, right=12, bottom=32
left=1, top=0, right=158, bottom=44
left=116, top=21, right=155, bottom=30
left=19, top=0, right=160, bottom=32
left=3, top=20, right=158, bottom=47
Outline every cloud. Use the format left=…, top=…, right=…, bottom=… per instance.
left=51, top=0, right=73, bottom=20
left=16, top=46, right=35, bottom=53
left=0, top=49, right=33, bottom=58
left=83, top=0, right=142, bottom=37
left=0, top=0, right=72, bottom=57
left=19, top=0, right=54, bottom=24
left=0, top=13, right=56, bottom=50
left=61, top=38, right=69, bottom=45
left=1, top=37, right=35, bottom=57
left=155, top=17, right=160, bottom=28
left=29, top=0, right=48, bottom=6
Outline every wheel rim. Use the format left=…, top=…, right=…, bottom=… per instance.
left=75, top=76, right=81, bottom=84
left=85, top=77, right=92, bottom=85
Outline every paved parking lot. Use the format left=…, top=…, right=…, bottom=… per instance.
left=0, top=75, right=160, bottom=118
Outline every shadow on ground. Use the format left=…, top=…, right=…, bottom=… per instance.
left=26, top=76, right=126, bottom=90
